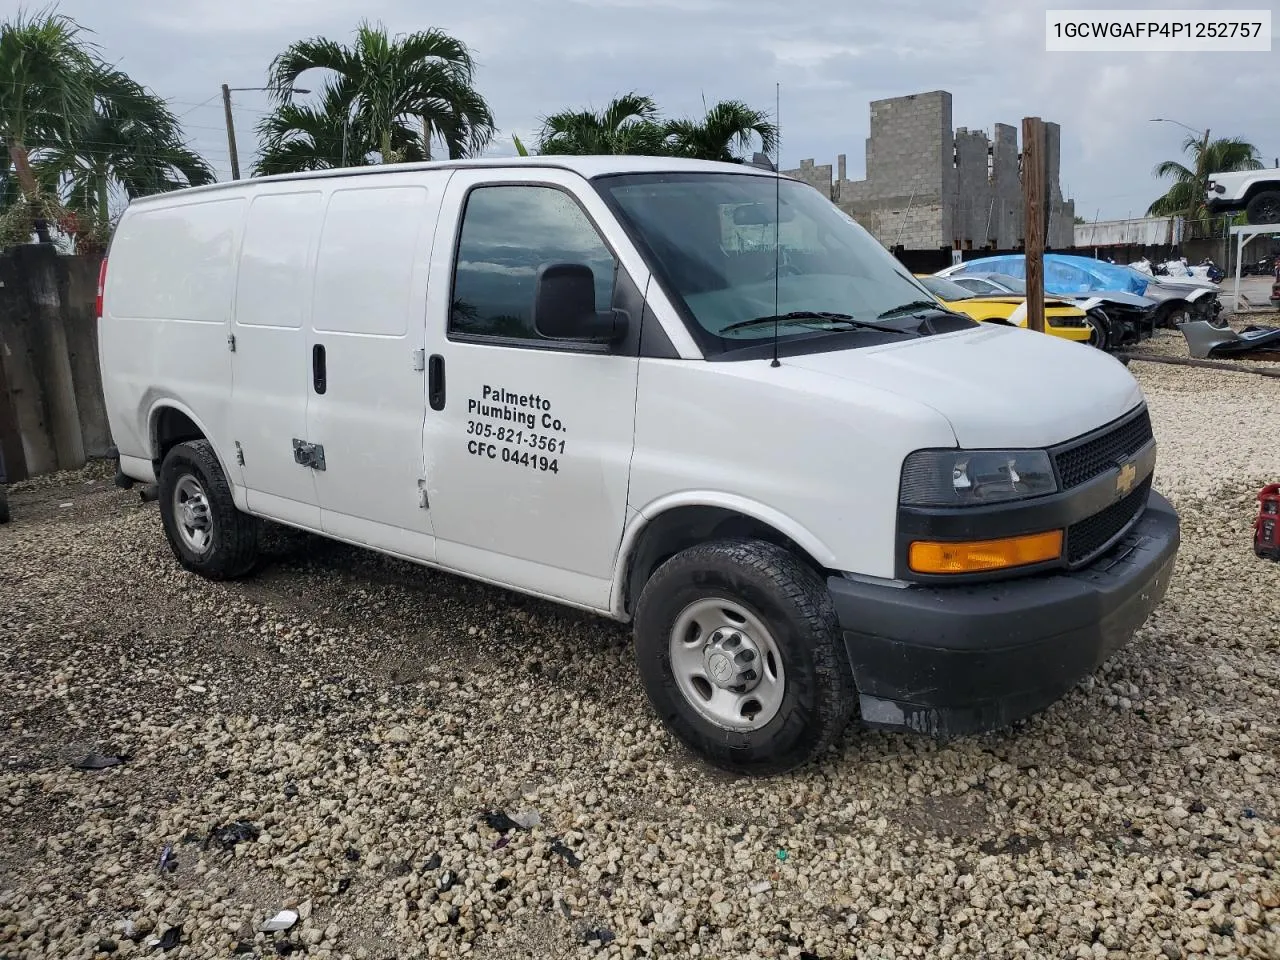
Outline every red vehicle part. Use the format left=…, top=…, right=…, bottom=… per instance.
left=1256, top=483, right=1280, bottom=560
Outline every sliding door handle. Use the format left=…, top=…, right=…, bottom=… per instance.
left=428, top=354, right=445, bottom=410
left=312, top=344, right=327, bottom=394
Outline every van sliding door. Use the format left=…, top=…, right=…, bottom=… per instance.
left=303, top=175, right=445, bottom=560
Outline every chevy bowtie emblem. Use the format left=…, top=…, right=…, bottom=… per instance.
left=1116, top=461, right=1137, bottom=497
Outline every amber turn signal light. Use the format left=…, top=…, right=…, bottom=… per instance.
left=908, top=530, right=1064, bottom=574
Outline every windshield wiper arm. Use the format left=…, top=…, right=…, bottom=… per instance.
left=721, top=311, right=914, bottom=335
left=876, top=300, right=946, bottom=319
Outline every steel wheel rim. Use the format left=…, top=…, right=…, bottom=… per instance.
left=668, top=597, right=786, bottom=732
left=173, top=474, right=213, bottom=555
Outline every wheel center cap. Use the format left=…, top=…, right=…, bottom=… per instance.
left=702, top=630, right=762, bottom=692
left=707, top=652, right=734, bottom=685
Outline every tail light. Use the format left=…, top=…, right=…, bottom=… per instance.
left=95, top=258, right=107, bottom=319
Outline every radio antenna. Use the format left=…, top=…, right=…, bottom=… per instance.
left=770, top=81, right=781, bottom=368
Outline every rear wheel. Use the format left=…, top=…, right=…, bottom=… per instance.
left=1245, top=190, right=1280, bottom=226
left=633, top=538, right=857, bottom=775
left=0, top=488, right=9, bottom=524
left=157, top=440, right=260, bottom=579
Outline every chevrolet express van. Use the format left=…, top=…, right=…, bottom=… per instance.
left=98, top=156, right=1180, bottom=774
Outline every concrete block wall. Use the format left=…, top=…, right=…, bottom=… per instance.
left=782, top=90, right=1077, bottom=250
left=0, top=247, right=112, bottom=480
left=790, top=158, right=835, bottom=199
left=991, top=123, right=1023, bottom=248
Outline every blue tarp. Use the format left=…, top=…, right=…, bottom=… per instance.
left=952, top=253, right=1150, bottom=296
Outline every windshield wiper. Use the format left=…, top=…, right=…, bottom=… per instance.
left=721, top=311, right=915, bottom=335
left=876, top=300, right=947, bottom=318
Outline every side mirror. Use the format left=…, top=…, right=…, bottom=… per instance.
left=532, top=262, right=627, bottom=343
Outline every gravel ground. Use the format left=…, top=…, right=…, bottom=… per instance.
left=2, top=346, right=1278, bottom=960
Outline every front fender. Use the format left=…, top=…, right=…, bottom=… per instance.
left=609, top=491, right=839, bottom=619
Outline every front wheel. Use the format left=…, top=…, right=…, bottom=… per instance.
left=1083, top=309, right=1112, bottom=349
left=633, top=538, right=858, bottom=775
left=157, top=440, right=260, bottom=580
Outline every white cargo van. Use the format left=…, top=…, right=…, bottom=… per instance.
left=99, top=156, right=1179, bottom=774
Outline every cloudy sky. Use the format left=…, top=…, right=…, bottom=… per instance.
left=38, top=0, right=1280, bottom=222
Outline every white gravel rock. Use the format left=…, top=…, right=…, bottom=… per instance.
left=0, top=352, right=1277, bottom=958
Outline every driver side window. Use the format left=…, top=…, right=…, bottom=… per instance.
left=450, top=184, right=617, bottom=341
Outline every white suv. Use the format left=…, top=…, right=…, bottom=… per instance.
left=1206, top=169, right=1280, bottom=225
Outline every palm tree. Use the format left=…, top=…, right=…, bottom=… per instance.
left=0, top=7, right=96, bottom=240
left=665, top=100, right=778, bottom=163
left=264, top=21, right=495, bottom=165
left=34, top=64, right=214, bottom=242
left=254, top=82, right=427, bottom=175
left=1148, top=133, right=1262, bottom=236
left=535, top=93, right=668, bottom=156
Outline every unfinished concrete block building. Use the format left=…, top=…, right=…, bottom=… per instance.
left=784, top=90, right=1076, bottom=250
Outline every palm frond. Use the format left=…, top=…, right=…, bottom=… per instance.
left=260, top=22, right=494, bottom=168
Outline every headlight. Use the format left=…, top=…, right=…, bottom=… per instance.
left=899, top=449, right=1058, bottom=506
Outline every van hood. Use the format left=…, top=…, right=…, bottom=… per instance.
left=784, top=325, right=1144, bottom=449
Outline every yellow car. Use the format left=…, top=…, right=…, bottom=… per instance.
left=913, top=274, right=1096, bottom=344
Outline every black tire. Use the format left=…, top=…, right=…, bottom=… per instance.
left=0, top=488, right=9, bottom=524
left=1160, top=304, right=1189, bottom=329
left=1245, top=190, right=1280, bottom=226
left=633, top=538, right=857, bottom=776
left=157, top=439, right=260, bottom=580
left=1083, top=309, right=1111, bottom=350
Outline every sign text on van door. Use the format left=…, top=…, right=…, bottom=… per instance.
left=466, top=385, right=565, bottom=473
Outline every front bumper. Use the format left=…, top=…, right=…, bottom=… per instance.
left=829, top=490, right=1179, bottom=737
left=1205, top=196, right=1242, bottom=215
left=1045, top=323, right=1093, bottom=343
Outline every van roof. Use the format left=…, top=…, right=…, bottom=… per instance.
left=127, top=154, right=791, bottom=206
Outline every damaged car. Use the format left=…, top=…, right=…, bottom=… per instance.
left=933, top=269, right=1158, bottom=350
left=944, top=253, right=1221, bottom=330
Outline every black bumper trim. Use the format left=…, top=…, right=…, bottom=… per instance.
left=832, top=490, right=1179, bottom=737
left=1205, top=197, right=1242, bottom=215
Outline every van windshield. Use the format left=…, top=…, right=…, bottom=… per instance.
left=595, top=172, right=963, bottom=355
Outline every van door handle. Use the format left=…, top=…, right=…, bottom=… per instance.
left=428, top=354, right=445, bottom=410
left=312, top=344, right=326, bottom=394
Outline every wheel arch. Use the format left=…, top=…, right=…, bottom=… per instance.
left=144, top=401, right=238, bottom=490
left=611, top=496, right=837, bottom=620
left=1156, top=299, right=1191, bottom=325
left=1242, top=180, right=1280, bottom=204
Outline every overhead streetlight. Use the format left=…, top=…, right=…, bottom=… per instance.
left=221, top=84, right=310, bottom=181
left=1150, top=117, right=1207, bottom=140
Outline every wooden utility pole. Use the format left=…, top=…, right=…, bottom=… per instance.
left=221, top=84, right=241, bottom=181
left=1022, top=116, right=1046, bottom=334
